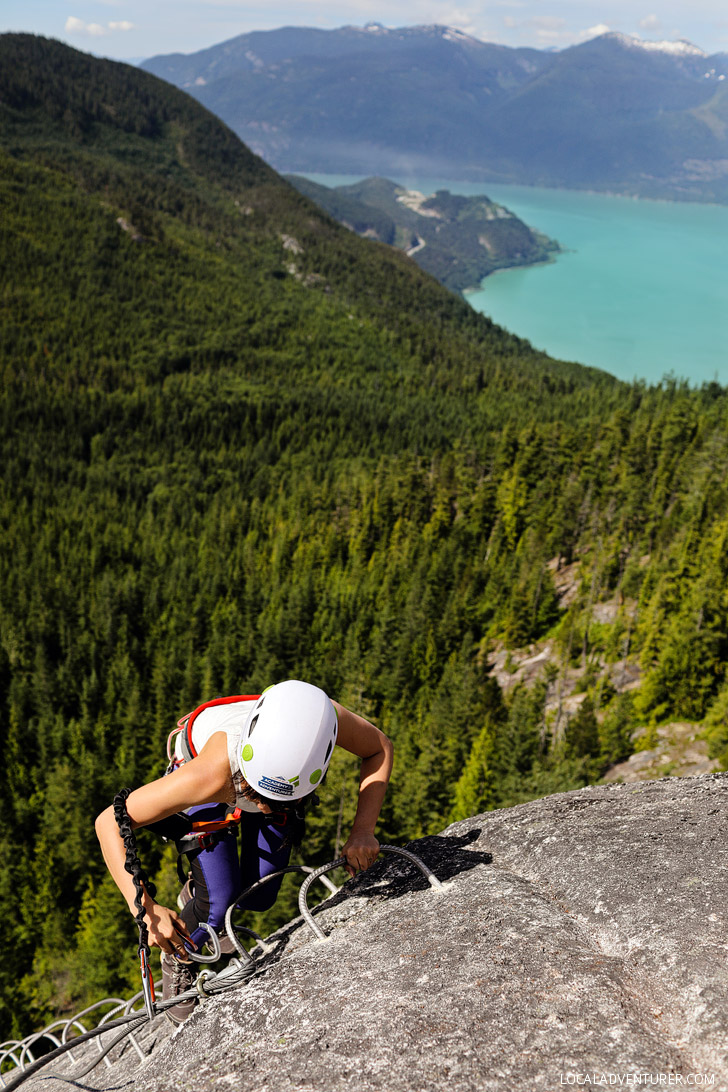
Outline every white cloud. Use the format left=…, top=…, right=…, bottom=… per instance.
left=577, top=22, right=611, bottom=40
left=65, top=16, right=105, bottom=36
left=439, top=8, right=478, bottom=34
left=404, top=3, right=490, bottom=39
left=65, top=15, right=134, bottom=36
left=639, top=14, right=661, bottom=30
left=499, top=14, right=567, bottom=41
left=497, top=12, right=613, bottom=47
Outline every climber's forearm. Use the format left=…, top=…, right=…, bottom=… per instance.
left=95, top=805, right=155, bottom=915
left=95, top=733, right=231, bottom=915
left=350, top=750, right=393, bottom=835
left=333, top=701, right=394, bottom=837
left=95, top=805, right=195, bottom=956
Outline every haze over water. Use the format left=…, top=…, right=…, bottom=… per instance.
left=307, top=175, right=728, bottom=385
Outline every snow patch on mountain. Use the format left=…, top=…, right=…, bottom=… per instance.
left=605, top=31, right=706, bottom=57
left=442, top=27, right=476, bottom=44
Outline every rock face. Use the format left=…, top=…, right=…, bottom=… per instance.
left=26, top=774, right=728, bottom=1090
left=604, top=722, right=719, bottom=783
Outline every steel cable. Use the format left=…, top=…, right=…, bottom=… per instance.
left=0, top=1014, right=148, bottom=1091
left=2, top=844, right=441, bottom=1088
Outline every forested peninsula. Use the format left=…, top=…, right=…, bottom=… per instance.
left=285, top=175, right=560, bottom=294
left=2, top=33, right=728, bottom=1039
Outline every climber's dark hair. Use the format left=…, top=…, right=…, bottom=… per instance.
left=239, top=776, right=324, bottom=848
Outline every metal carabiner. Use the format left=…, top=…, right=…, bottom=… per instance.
left=187, top=921, right=222, bottom=964
left=139, top=948, right=156, bottom=1021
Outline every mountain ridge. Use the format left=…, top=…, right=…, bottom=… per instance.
left=142, top=24, right=728, bottom=203
left=3, top=32, right=595, bottom=396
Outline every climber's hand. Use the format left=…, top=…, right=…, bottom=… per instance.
left=342, top=830, right=380, bottom=877
left=144, top=902, right=196, bottom=957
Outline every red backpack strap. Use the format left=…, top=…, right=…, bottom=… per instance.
left=182, top=695, right=261, bottom=759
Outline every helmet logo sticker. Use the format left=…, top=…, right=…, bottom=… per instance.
left=258, top=776, right=295, bottom=796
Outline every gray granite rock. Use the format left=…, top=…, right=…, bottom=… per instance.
left=22, top=774, right=728, bottom=1091
left=603, top=722, right=719, bottom=782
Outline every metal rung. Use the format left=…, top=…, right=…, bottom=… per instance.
left=298, top=845, right=444, bottom=941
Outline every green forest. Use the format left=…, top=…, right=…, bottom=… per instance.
left=2, top=33, right=728, bottom=1041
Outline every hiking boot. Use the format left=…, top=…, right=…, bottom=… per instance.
left=160, top=952, right=197, bottom=1025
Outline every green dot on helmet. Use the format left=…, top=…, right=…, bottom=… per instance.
left=309, top=768, right=322, bottom=784
left=242, top=744, right=254, bottom=762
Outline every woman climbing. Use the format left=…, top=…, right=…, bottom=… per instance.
left=95, top=680, right=393, bottom=1022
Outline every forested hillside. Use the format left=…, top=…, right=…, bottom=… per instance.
left=2, top=33, right=728, bottom=1040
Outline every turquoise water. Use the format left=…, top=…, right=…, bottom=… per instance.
left=304, top=174, right=728, bottom=385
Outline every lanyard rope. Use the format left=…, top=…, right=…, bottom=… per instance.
left=113, top=789, right=157, bottom=1019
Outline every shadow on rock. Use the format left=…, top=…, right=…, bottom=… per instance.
left=342, top=828, right=491, bottom=899
left=42, top=1080, right=135, bottom=1090
left=407, top=829, right=491, bottom=881
left=247, top=830, right=491, bottom=971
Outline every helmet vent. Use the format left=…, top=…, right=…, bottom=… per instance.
left=324, top=739, right=333, bottom=762
left=248, top=714, right=259, bottom=738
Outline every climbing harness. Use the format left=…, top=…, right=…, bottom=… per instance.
left=0, top=818, right=442, bottom=1090
left=165, top=696, right=260, bottom=860
left=167, top=695, right=261, bottom=767
left=172, top=808, right=245, bottom=857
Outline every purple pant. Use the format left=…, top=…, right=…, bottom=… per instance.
left=177, top=803, right=291, bottom=950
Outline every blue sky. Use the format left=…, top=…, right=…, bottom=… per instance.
left=3, top=0, right=727, bottom=61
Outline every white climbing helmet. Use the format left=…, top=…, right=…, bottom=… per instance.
left=239, top=680, right=338, bottom=802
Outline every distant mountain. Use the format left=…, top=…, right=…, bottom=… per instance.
left=143, top=24, right=728, bottom=203
left=286, top=175, right=560, bottom=293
